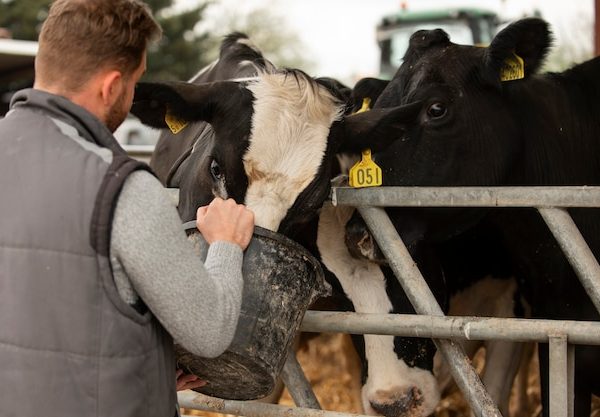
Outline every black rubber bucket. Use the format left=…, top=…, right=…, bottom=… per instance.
left=177, top=224, right=329, bottom=400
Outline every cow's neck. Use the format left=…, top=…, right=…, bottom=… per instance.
left=506, top=57, right=600, bottom=185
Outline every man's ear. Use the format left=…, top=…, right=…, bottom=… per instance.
left=100, top=70, right=124, bottom=108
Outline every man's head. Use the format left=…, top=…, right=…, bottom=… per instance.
left=35, top=0, right=161, bottom=131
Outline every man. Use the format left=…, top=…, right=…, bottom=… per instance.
left=0, top=1, right=254, bottom=416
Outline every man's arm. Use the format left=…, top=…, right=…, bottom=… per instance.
left=110, top=170, right=249, bottom=358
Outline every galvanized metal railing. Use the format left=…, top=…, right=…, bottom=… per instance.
left=121, top=144, right=154, bottom=163
left=176, top=185, right=600, bottom=417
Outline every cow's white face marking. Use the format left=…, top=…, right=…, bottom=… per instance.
left=243, top=72, right=344, bottom=231
left=212, top=178, right=228, bottom=200
left=317, top=203, right=440, bottom=416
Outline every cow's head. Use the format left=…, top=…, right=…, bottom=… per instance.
left=131, top=69, right=415, bottom=236
left=373, top=17, right=551, bottom=187
left=344, top=18, right=552, bottom=244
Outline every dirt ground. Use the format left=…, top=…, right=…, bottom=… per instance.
left=183, top=332, right=600, bottom=417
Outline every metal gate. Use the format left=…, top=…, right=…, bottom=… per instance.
left=176, top=185, right=600, bottom=417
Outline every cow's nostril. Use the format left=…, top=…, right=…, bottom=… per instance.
left=369, top=386, right=424, bottom=417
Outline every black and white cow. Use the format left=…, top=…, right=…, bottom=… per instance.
left=133, top=32, right=431, bottom=415
left=337, top=17, right=600, bottom=417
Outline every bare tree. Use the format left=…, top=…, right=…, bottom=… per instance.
left=199, top=4, right=315, bottom=73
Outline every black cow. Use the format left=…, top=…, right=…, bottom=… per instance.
left=340, top=17, right=600, bottom=417
left=327, top=78, right=531, bottom=417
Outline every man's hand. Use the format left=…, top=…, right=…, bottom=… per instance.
left=176, top=369, right=207, bottom=391
left=196, top=198, right=255, bottom=250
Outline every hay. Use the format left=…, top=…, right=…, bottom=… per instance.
left=182, top=333, right=599, bottom=417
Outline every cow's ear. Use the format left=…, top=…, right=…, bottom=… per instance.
left=131, top=81, right=246, bottom=129
left=485, top=18, right=552, bottom=82
left=351, top=77, right=390, bottom=113
left=315, top=77, right=352, bottom=105
left=332, top=101, right=422, bottom=154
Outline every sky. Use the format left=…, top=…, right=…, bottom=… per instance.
left=173, top=0, right=594, bottom=84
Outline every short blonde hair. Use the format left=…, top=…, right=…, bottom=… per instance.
left=36, top=0, right=162, bottom=92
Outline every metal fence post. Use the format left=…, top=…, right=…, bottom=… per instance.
left=548, top=335, right=574, bottom=417
left=178, top=391, right=374, bottom=417
left=281, top=350, right=322, bottom=409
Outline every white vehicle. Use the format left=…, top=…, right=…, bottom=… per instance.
left=377, top=8, right=499, bottom=79
left=0, top=38, right=37, bottom=116
left=113, top=115, right=160, bottom=147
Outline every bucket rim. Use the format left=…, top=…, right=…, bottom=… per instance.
left=182, top=221, right=330, bottom=298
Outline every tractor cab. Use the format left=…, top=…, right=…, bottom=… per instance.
left=377, top=7, right=499, bottom=79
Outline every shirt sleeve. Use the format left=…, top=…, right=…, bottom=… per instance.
left=110, top=170, right=244, bottom=358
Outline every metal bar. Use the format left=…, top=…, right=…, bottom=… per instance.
left=332, top=186, right=600, bottom=208
left=281, top=351, right=321, bottom=409
left=300, top=311, right=600, bottom=345
left=549, top=336, right=569, bottom=417
left=357, top=206, right=502, bottom=417
left=123, top=144, right=154, bottom=163
left=568, top=344, right=575, bottom=417
left=178, top=391, right=374, bottom=417
left=538, top=207, right=600, bottom=313
left=356, top=206, right=443, bottom=316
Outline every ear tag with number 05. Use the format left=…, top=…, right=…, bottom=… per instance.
left=165, top=108, right=188, bottom=134
left=349, top=149, right=383, bottom=188
left=349, top=98, right=383, bottom=188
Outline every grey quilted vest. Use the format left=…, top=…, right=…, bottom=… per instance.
left=0, top=89, right=176, bottom=417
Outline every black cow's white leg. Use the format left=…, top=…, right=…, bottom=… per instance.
left=477, top=277, right=524, bottom=416
left=481, top=340, right=524, bottom=416
left=317, top=203, right=440, bottom=417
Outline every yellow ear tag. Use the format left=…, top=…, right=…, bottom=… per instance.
left=349, top=149, right=383, bottom=188
left=165, top=108, right=188, bottom=134
left=500, top=53, right=525, bottom=82
left=349, top=98, right=383, bottom=188
left=356, top=97, right=371, bottom=114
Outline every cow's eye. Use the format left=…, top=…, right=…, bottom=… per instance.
left=210, top=159, right=223, bottom=180
left=427, top=102, right=447, bottom=119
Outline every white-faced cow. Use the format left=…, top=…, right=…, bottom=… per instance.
left=338, top=17, right=600, bottom=417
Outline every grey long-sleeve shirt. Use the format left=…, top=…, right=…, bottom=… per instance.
left=109, top=170, right=244, bottom=358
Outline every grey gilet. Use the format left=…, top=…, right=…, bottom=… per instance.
left=0, top=88, right=176, bottom=417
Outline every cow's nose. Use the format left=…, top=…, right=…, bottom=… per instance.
left=345, top=216, right=386, bottom=263
left=369, top=386, right=424, bottom=417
